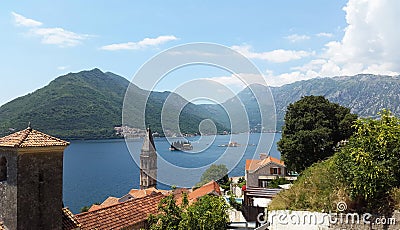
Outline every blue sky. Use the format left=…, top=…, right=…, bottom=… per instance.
left=1, top=0, right=399, bottom=106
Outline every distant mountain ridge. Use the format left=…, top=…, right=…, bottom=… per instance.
left=0, top=69, right=399, bottom=139
left=196, top=74, right=400, bottom=131
left=270, top=74, right=400, bottom=129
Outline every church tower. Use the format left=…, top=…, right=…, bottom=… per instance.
left=140, top=127, right=157, bottom=189
left=0, top=126, right=69, bottom=230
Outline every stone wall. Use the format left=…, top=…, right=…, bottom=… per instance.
left=17, top=150, right=64, bottom=230
left=0, top=150, right=18, bottom=230
left=0, top=147, right=64, bottom=230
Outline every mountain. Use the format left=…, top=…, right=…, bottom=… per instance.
left=207, top=74, right=400, bottom=131
left=0, top=69, right=228, bottom=139
left=200, top=84, right=276, bottom=133
left=1, top=70, right=399, bottom=139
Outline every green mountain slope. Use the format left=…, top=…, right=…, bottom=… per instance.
left=0, top=69, right=228, bottom=139
left=1, top=70, right=398, bottom=139
left=0, top=69, right=127, bottom=139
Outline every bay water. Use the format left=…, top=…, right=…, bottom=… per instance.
left=63, top=133, right=281, bottom=213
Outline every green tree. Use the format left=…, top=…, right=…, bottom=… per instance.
left=148, top=194, right=183, bottom=230
left=80, top=206, right=90, bottom=213
left=335, top=110, right=400, bottom=213
left=278, top=95, right=357, bottom=172
left=149, top=194, right=228, bottom=230
left=196, top=164, right=229, bottom=187
left=179, top=195, right=229, bottom=230
left=237, top=177, right=246, bottom=188
left=268, top=177, right=289, bottom=189
left=228, top=195, right=242, bottom=211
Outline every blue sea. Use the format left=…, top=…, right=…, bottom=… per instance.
left=63, top=133, right=281, bottom=213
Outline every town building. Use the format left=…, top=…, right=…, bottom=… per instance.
left=0, top=126, right=69, bottom=230
left=188, top=180, right=221, bottom=203
left=88, top=187, right=169, bottom=211
left=140, top=127, right=157, bottom=189
left=245, top=153, right=296, bottom=188
left=76, top=193, right=165, bottom=230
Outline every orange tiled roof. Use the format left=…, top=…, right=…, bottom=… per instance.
left=62, top=207, right=81, bottom=230
left=88, top=196, right=120, bottom=212
left=129, top=187, right=169, bottom=198
left=0, top=127, right=69, bottom=148
left=189, top=180, right=221, bottom=203
left=76, top=193, right=164, bottom=230
left=246, top=156, right=285, bottom=171
left=129, top=187, right=157, bottom=198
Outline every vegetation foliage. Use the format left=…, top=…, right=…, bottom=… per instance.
left=278, top=95, right=357, bottom=172
left=196, top=164, right=229, bottom=188
left=335, top=110, right=400, bottom=213
left=149, top=193, right=229, bottom=230
left=268, top=155, right=347, bottom=212
left=271, top=109, right=400, bottom=215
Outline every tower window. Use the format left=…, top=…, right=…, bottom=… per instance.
left=0, top=157, right=7, bottom=182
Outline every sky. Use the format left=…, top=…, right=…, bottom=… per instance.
left=1, top=0, right=399, bottom=106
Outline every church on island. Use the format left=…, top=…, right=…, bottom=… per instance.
left=0, top=126, right=222, bottom=230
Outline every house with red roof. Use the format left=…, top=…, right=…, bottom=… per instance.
left=245, top=153, right=295, bottom=188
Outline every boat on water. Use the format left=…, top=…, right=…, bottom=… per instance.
left=218, top=141, right=241, bottom=147
left=169, top=141, right=193, bottom=151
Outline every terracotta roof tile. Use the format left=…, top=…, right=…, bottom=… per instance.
left=246, top=159, right=261, bottom=171
left=188, top=180, right=221, bottom=203
left=101, top=196, right=119, bottom=207
left=88, top=196, right=120, bottom=212
left=0, top=128, right=69, bottom=148
left=62, top=208, right=81, bottom=230
left=128, top=187, right=169, bottom=198
left=76, top=193, right=164, bottom=230
left=246, top=156, right=285, bottom=171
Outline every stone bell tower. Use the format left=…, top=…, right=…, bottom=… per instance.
left=140, top=127, right=157, bottom=189
left=0, top=126, right=69, bottom=230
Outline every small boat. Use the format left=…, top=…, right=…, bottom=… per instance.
left=218, top=141, right=241, bottom=147
left=169, top=141, right=193, bottom=151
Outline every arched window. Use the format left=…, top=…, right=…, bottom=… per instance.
left=0, top=157, right=7, bottom=182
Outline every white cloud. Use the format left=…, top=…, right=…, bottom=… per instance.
left=32, top=28, right=90, bottom=47
left=12, top=12, right=42, bottom=27
left=322, top=0, right=400, bottom=75
left=57, top=65, right=70, bottom=70
left=231, top=45, right=313, bottom=63
left=266, top=0, right=400, bottom=86
left=205, top=73, right=270, bottom=92
left=12, top=12, right=91, bottom=47
left=316, top=32, right=333, bottom=38
left=285, top=34, right=311, bottom=42
left=101, top=35, right=178, bottom=51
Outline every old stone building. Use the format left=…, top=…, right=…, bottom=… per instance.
left=0, top=126, right=69, bottom=230
left=140, top=127, right=157, bottom=189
